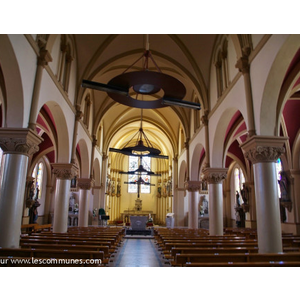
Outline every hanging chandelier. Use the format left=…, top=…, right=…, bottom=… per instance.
left=109, top=109, right=168, bottom=159
left=82, top=35, right=201, bottom=110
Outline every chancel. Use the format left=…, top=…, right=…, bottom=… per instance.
left=0, top=33, right=300, bottom=272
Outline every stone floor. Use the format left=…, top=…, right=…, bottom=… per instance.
left=109, top=236, right=170, bottom=267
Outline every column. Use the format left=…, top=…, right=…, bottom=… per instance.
left=241, top=135, right=287, bottom=253
left=203, top=168, right=227, bottom=235
left=52, top=163, right=78, bottom=233
left=185, top=181, right=201, bottom=229
left=201, top=110, right=210, bottom=168
left=235, top=50, right=256, bottom=137
left=78, top=178, right=94, bottom=227
left=28, top=44, right=52, bottom=131
left=290, top=170, right=300, bottom=232
left=71, top=105, right=83, bottom=164
left=100, top=153, right=108, bottom=210
left=0, top=128, right=42, bottom=248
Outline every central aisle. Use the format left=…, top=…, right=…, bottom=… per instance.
left=111, top=238, right=168, bottom=267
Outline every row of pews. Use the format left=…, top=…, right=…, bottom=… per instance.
left=154, top=227, right=300, bottom=267
left=0, top=226, right=125, bottom=267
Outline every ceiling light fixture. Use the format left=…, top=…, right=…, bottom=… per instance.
left=82, top=35, right=201, bottom=110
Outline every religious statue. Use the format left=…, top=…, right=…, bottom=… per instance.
left=278, top=172, right=289, bottom=201
left=241, top=183, right=249, bottom=205
left=236, top=191, right=241, bottom=206
left=167, top=177, right=172, bottom=196
left=111, top=180, right=116, bottom=196
left=29, top=200, right=41, bottom=224
left=157, top=181, right=161, bottom=198
left=116, top=180, right=121, bottom=197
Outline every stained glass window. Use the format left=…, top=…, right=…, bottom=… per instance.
left=234, top=166, right=245, bottom=203
left=32, top=162, right=44, bottom=199
left=128, top=156, right=151, bottom=193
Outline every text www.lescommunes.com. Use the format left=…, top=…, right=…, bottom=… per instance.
left=0, top=257, right=102, bottom=265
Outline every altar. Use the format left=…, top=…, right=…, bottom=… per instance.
left=121, top=210, right=156, bottom=224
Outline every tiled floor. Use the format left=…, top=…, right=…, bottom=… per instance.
left=110, top=237, right=169, bottom=267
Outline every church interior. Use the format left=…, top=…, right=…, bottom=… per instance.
left=0, top=16, right=299, bottom=297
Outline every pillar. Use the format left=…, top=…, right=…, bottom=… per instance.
left=71, top=106, right=83, bottom=164
left=201, top=109, right=210, bottom=168
left=236, top=50, right=256, bottom=137
left=241, top=135, right=287, bottom=253
left=203, top=168, right=227, bottom=235
left=0, top=128, right=42, bottom=247
left=77, top=178, right=94, bottom=227
left=185, top=181, right=201, bottom=229
left=28, top=44, right=52, bottom=131
left=52, top=163, right=78, bottom=233
left=100, top=153, right=108, bottom=210
left=290, top=169, right=300, bottom=233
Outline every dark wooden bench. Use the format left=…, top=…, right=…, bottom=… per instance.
left=20, top=238, right=113, bottom=248
left=20, top=243, right=111, bottom=257
left=174, top=252, right=300, bottom=266
left=162, top=242, right=259, bottom=252
left=184, top=261, right=300, bottom=267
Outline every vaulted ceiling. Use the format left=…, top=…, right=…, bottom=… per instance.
left=75, top=34, right=217, bottom=157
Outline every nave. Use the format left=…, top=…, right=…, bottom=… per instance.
left=109, top=237, right=169, bottom=267
left=1, top=225, right=300, bottom=267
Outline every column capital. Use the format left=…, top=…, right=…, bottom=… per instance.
left=240, top=135, right=288, bottom=164
left=51, top=163, right=78, bottom=180
left=184, top=181, right=201, bottom=192
left=0, top=128, right=43, bottom=156
left=202, top=167, right=227, bottom=184
left=77, top=178, right=94, bottom=190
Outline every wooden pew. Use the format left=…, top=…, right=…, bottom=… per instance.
left=33, top=224, right=52, bottom=232
left=184, top=261, right=300, bottom=267
left=20, top=238, right=113, bottom=248
left=162, top=242, right=259, bottom=252
left=20, top=243, right=111, bottom=257
left=21, top=224, right=35, bottom=234
left=174, top=252, right=300, bottom=266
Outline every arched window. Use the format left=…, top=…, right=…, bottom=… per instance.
left=128, top=156, right=151, bottom=194
left=234, top=166, right=245, bottom=202
left=58, top=36, right=73, bottom=92
left=276, top=158, right=283, bottom=198
left=32, top=162, right=44, bottom=199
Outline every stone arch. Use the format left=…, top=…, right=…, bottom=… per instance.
left=43, top=101, right=70, bottom=163
left=260, top=35, right=300, bottom=136
left=77, top=138, right=90, bottom=178
left=210, top=107, right=241, bottom=168
left=190, top=143, right=205, bottom=180
left=93, top=157, right=101, bottom=186
left=0, top=35, right=24, bottom=127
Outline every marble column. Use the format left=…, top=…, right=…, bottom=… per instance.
left=52, top=163, right=78, bottom=233
left=78, top=178, right=94, bottom=227
left=185, top=181, right=201, bottom=229
left=0, top=128, right=42, bottom=248
left=203, top=168, right=227, bottom=235
left=241, top=135, right=287, bottom=253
